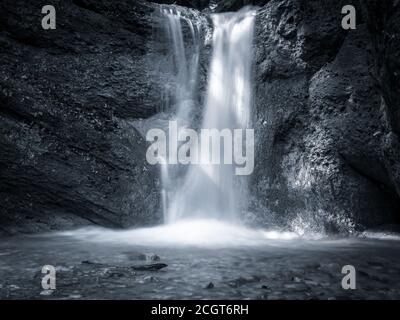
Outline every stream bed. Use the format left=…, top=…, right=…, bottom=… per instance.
left=1, top=224, right=400, bottom=299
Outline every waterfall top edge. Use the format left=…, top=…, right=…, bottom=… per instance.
left=159, top=3, right=258, bottom=17
left=211, top=5, right=259, bottom=16
left=210, top=6, right=257, bottom=25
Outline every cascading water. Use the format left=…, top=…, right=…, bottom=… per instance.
left=162, top=6, right=202, bottom=123
left=61, top=6, right=300, bottom=248
left=159, top=157, right=170, bottom=223
left=158, top=6, right=205, bottom=222
left=168, top=8, right=256, bottom=223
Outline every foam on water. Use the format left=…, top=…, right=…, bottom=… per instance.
left=360, top=231, right=400, bottom=241
left=59, top=219, right=300, bottom=248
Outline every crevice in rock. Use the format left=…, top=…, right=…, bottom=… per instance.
left=339, top=152, right=400, bottom=200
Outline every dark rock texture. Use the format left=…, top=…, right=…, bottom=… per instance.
left=0, top=0, right=170, bottom=235
left=251, top=0, right=400, bottom=233
left=151, top=0, right=210, bottom=10
left=1, top=0, right=400, bottom=235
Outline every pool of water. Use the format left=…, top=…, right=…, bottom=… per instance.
left=1, top=221, right=400, bottom=299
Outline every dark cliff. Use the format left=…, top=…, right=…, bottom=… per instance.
left=0, top=0, right=167, bottom=235
left=250, top=0, right=400, bottom=233
left=1, top=0, right=399, bottom=235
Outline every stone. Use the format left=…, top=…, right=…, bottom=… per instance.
left=138, top=253, right=161, bottom=261
left=131, top=263, right=168, bottom=271
left=0, top=0, right=162, bottom=236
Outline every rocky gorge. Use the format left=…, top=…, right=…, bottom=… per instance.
left=1, top=0, right=400, bottom=236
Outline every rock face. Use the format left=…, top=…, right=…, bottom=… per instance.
left=0, top=0, right=171, bottom=235
left=250, top=0, right=400, bottom=233
left=1, top=0, right=400, bottom=235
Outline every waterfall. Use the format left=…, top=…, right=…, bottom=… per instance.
left=159, top=156, right=170, bottom=222
left=161, top=6, right=256, bottom=224
left=162, top=6, right=202, bottom=123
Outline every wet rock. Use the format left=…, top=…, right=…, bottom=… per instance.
left=81, top=260, right=104, bottom=267
left=80, top=259, right=167, bottom=272
left=0, top=0, right=162, bottom=235
left=131, top=263, right=167, bottom=271
left=250, top=0, right=400, bottom=231
left=138, top=253, right=161, bottom=261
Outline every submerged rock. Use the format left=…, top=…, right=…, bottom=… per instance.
left=81, top=260, right=167, bottom=271
left=131, top=263, right=168, bottom=271
left=81, top=260, right=104, bottom=266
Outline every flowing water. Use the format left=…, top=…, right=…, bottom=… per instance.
left=1, top=231, right=400, bottom=299
left=162, top=6, right=201, bottom=122
left=159, top=5, right=204, bottom=223
left=1, top=5, right=400, bottom=300
left=119, top=6, right=265, bottom=245
left=168, top=8, right=256, bottom=223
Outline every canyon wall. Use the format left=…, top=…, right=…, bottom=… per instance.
left=1, top=0, right=399, bottom=235
left=0, top=0, right=167, bottom=235
left=250, top=0, right=400, bottom=233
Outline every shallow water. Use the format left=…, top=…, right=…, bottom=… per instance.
left=1, top=221, right=400, bottom=299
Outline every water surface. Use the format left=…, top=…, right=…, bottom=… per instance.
left=1, top=221, right=399, bottom=299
